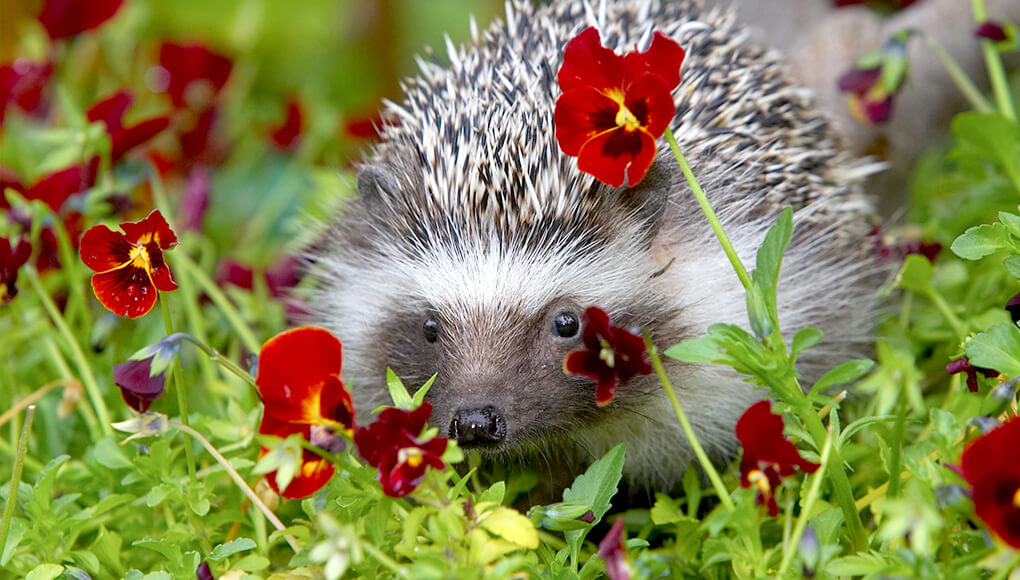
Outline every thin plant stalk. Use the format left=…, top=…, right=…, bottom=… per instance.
left=777, top=425, right=834, bottom=577
left=971, top=0, right=1017, bottom=121
left=171, top=332, right=259, bottom=393
left=176, top=255, right=261, bottom=354
left=0, top=405, right=35, bottom=554
left=924, top=34, right=993, bottom=114
left=172, top=421, right=300, bottom=552
left=24, top=267, right=112, bottom=435
left=162, top=294, right=197, bottom=485
left=644, top=332, right=735, bottom=511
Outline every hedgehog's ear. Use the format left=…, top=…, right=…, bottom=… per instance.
left=356, top=165, right=400, bottom=212
left=620, top=159, right=671, bottom=246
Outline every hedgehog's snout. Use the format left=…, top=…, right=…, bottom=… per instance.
left=449, top=406, right=506, bottom=447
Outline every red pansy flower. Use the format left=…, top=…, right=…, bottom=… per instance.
left=256, top=326, right=354, bottom=499
left=736, top=400, right=820, bottom=516
left=0, top=60, right=52, bottom=127
left=25, top=159, right=99, bottom=213
left=270, top=96, right=304, bottom=151
left=216, top=256, right=301, bottom=299
left=37, top=0, right=124, bottom=39
left=554, top=27, right=685, bottom=187
left=87, top=91, right=170, bottom=163
left=1006, top=292, right=1020, bottom=325
left=196, top=561, right=214, bottom=580
left=79, top=209, right=179, bottom=318
left=959, top=415, right=1020, bottom=548
left=871, top=225, right=942, bottom=264
left=597, top=518, right=631, bottom=580
left=946, top=356, right=1000, bottom=393
left=0, top=237, right=32, bottom=305
left=113, top=335, right=182, bottom=413
left=837, top=31, right=912, bottom=125
left=156, top=43, right=233, bottom=110
left=563, top=306, right=652, bottom=406
left=354, top=403, right=448, bottom=498
left=975, top=21, right=1009, bottom=42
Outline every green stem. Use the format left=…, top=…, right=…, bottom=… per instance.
left=42, top=329, right=100, bottom=440
left=175, top=252, right=218, bottom=391
left=162, top=294, right=196, bottom=485
left=644, top=332, right=735, bottom=511
left=25, top=267, right=112, bottom=435
left=0, top=405, right=35, bottom=555
left=990, top=552, right=1020, bottom=580
left=171, top=421, right=299, bottom=552
left=924, top=287, right=968, bottom=341
left=777, top=425, right=834, bottom=577
left=176, top=254, right=261, bottom=354
left=49, top=208, right=92, bottom=331
left=361, top=539, right=409, bottom=578
left=0, top=436, right=44, bottom=473
left=924, top=34, right=994, bottom=113
left=887, top=393, right=909, bottom=498
left=664, top=128, right=753, bottom=291
left=798, top=408, right=868, bottom=553
left=971, top=0, right=1017, bottom=121
left=173, top=333, right=259, bottom=394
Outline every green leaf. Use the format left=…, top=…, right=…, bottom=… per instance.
left=894, top=254, right=934, bottom=291
left=809, top=359, right=875, bottom=396
left=561, top=444, right=626, bottom=552
left=664, top=335, right=725, bottom=364
left=208, top=538, right=257, bottom=561
left=965, top=323, right=1020, bottom=376
left=791, top=327, right=824, bottom=361
left=92, top=436, right=133, bottom=470
left=950, top=222, right=1012, bottom=260
left=26, top=564, right=63, bottom=580
left=650, top=495, right=687, bottom=525
left=480, top=506, right=539, bottom=549
left=949, top=112, right=1020, bottom=183
left=747, top=207, right=794, bottom=338
left=1004, top=255, right=1020, bottom=278
left=412, top=373, right=438, bottom=407
left=999, top=211, right=1020, bottom=237
left=479, top=481, right=506, bottom=505
left=385, top=368, right=413, bottom=409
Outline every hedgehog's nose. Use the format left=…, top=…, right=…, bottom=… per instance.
left=449, top=406, right=506, bottom=447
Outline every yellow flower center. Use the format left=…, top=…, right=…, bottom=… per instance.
left=615, top=104, right=641, bottom=131
left=399, top=447, right=425, bottom=469
left=1013, top=487, right=1020, bottom=508
left=128, top=242, right=152, bottom=271
left=599, top=340, right=615, bottom=368
left=747, top=469, right=771, bottom=496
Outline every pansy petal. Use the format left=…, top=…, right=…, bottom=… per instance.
left=577, top=127, right=656, bottom=187
left=554, top=87, right=620, bottom=156
left=256, top=326, right=343, bottom=423
left=623, top=31, right=685, bottom=90
left=146, top=244, right=179, bottom=292
left=961, top=417, right=1020, bottom=486
left=38, top=0, right=125, bottom=39
left=79, top=224, right=133, bottom=273
left=622, top=74, right=675, bottom=137
left=557, top=27, right=625, bottom=94
left=86, top=90, right=133, bottom=133
left=111, top=116, right=171, bottom=162
left=121, top=210, right=179, bottom=248
left=320, top=375, right=356, bottom=432
left=265, top=451, right=336, bottom=499
left=91, top=265, right=159, bottom=318
left=595, top=375, right=617, bottom=406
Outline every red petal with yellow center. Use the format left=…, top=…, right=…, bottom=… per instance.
left=554, top=87, right=621, bottom=156
left=91, top=265, right=159, bottom=318
left=623, top=74, right=676, bottom=138
left=256, top=327, right=345, bottom=425
left=576, top=126, right=657, bottom=187
left=259, top=446, right=336, bottom=500
left=80, top=224, right=134, bottom=273
left=557, top=27, right=625, bottom=94
left=121, top=210, right=179, bottom=249
left=145, top=241, right=178, bottom=292
left=622, top=31, right=686, bottom=91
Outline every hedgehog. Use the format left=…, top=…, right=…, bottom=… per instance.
left=307, top=0, right=881, bottom=496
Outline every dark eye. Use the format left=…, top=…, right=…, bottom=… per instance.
left=423, top=318, right=440, bottom=343
left=552, top=311, right=580, bottom=338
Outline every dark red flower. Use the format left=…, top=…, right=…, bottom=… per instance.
left=563, top=306, right=652, bottom=406
left=35, top=212, right=85, bottom=273
left=974, top=21, right=1009, bottom=42
left=946, top=356, right=1000, bottom=393
left=736, top=400, right=820, bottom=517
left=834, top=0, right=920, bottom=10
left=37, top=0, right=124, bottom=39
left=256, top=326, right=354, bottom=499
left=216, top=256, right=301, bottom=299
left=113, top=335, right=182, bottom=413
left=270, top=97, right=304, bottom=151
left=156, top=43, right=233, bottom=110
left=79, top=209, right=179, bottom=318
left=24, top=159, right=99, bottom=212
left=872, top=225, right=942, bottom=264
left=837, top=31, right=912, bottom=124
left=87, top=91, right=170, bottom=163
left=0, top=60, right=52, bottom=126
left=0, top=237, right=32, bottom=305
left=1006, top=292, right=1020, bottom=325
left=597, top=517, right=630, bottom=580
left=342, top=110, right=396, bottom=140
left=554, top=27, right=685, bottom=187
left=177, top=108, right=220, bottom=164
left=196, top=561, right=215, bottom=580
left=354, top=403, right=447, bottom=498
left=959, top=415, right=1020, bottom=548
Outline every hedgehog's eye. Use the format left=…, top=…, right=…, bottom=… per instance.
left=423, top=318, right=440, bottom=343
left=552, top=311, right=580, bottom=338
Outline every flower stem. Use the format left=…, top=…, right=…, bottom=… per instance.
left=924, top=287, right=968, bottom=341
left=643, top=332, right=735, bottom=511
left=923, top=34, right=994, bottom=114
left=777, top=424, right=834, bottom=577
left=42, top=335, right=101, bottom=440
left=173, top=333, right=260, bottom=394
left=361, top=539, right=409, bottom=578
left=664, top=128, right=753, bottom=291
left=171, top=420, right=300, bottom=552
left=971, top=0, right=1017, bottom=121
left=161, top=294, right=197, bottom=485
left=0, top=405, right=35, bottom=555
left=25, top=266, right=112, bottom=435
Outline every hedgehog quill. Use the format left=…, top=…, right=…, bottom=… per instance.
left=308, top=0, right=881, bottom=497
